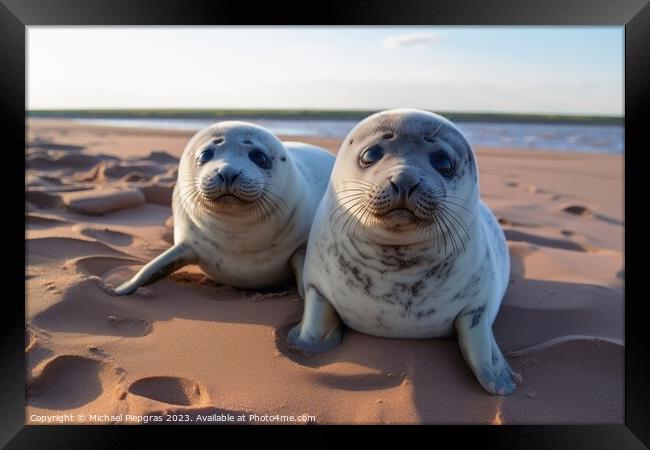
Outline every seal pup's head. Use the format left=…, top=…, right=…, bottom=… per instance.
left=177, top=121, right=294, bottom=224
left=330, top=108, right=479, bottom=249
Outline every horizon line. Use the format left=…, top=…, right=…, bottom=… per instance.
left=26, top=108, right=624, bottom=119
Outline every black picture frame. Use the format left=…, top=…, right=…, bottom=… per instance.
left=5, top=0, right=649, bottom=447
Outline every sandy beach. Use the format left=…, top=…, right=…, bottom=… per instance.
left=25, top=118, right=624, bottom=424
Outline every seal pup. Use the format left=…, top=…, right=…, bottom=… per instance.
left=114, top=121, right=334, bottom=297
left=288, top=109, right=517, bottom=395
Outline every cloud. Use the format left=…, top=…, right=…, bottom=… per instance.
left=383, top=32, right=443, bottom=51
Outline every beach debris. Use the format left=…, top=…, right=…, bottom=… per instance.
left=562, top=204, right=591, bottom=217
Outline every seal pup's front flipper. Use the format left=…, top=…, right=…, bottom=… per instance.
left=113, top=243, right=197, bottom=295
left=287, top=286, right=342, bottom=353
left=289, top=245, right=307, bottom=300
left=455, top=303, right=519, bottom=395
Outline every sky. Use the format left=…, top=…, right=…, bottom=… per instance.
left=27, top=27, right=624, bottom=115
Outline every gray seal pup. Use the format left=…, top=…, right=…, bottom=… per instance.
left=288, top=109, right=518, bottom=395
left=114, top=121, right=334, bottom=297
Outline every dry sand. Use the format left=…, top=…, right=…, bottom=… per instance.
left=25, top=118, right=624, bottom=424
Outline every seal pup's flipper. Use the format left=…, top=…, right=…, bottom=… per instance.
left=455, top=303, right=518, bottom=395
left=289, top=245, right=307, bottom=300
left=114, top=243, right=197, bottom=295
left=287, top=286, right=342, bottom=353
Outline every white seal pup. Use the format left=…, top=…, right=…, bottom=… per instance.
left=288, top=109, right=517, bottom=395
left=114, top=121, right=334, bottom=297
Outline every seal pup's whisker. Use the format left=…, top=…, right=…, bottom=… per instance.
left=438, top=208, right=462, bottom=255
left=343, top=202, right=367, bottom=237
left=437, top=203, right=471, bottom=242
left=333, top=198, right=364, bottom=232
left=259, top=187, right=288, bottom=207
left=330, top=194, right=366, bottom=226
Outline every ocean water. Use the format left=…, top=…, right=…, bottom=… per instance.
left=71, top=118, right=624, bottom=154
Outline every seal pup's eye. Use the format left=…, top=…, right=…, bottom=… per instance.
left=430, top=152, right=454, bottom=177
left=359, top=146, right=384, bottom=167
left=197, top=148, right=214, bottom=165
left=249, top=149, right=272, bottom=170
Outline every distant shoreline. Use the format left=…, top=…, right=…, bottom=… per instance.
left=27, top=109, right=624, bottom=126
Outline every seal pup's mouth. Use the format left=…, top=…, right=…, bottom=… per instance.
left=374, top=207, right=423, bottom=228
left=384, top=207, right=416, bottom=219
left=209, top=193, right=254, bottom=204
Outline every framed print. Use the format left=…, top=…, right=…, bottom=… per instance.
left=4, top=0, right=649, bottom=447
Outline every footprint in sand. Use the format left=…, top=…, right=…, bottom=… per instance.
left=27, top=237, right=130, bottom=261
left=32, top=278, right=153, bottom=337
left=26, top=191, right=63, bottom=209
left=76, top=226, right=134, bottom=246
left=311, top=372, right=403, bottom=392
left=504, top=229, right=587, bottom=252
left=26, top=214, right=70, bottom=229
left=27, top=355, right=124, bottom=410
left=128, top=376, right=209, bottom=406
left=65, top=255, right=142, bottom=278
left=25, top=337, right=54, bottom=373
left=503, top=181, right=561, bottom=199
left=33, top=305, right=152, bottom=337
left=561, top=205, right=623, bottom=226
left=106, top=315, right=153, bottom=336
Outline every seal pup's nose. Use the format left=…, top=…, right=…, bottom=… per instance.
left=217, top=166, right=240, bottom=187
left=389, top=172, right=421, bottom=199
